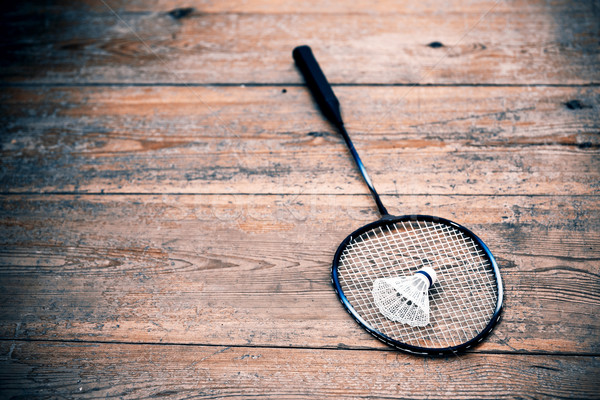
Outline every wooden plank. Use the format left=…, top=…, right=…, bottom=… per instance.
left=0, top=4, right=598, bottom=84
left=5, top=0, right=593, bottom=15
left=1, top=86, right=598, bottom=195
left=0, top=194, right=598, bottom=353
left=0, top=340, right=598, bottom=399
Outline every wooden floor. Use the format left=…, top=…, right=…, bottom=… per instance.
left=1, top=0, right=599, bottom=398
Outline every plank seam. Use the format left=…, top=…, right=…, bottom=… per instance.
left=0, top=337, right=597, bottom=357
left=0, top=82, right=599, bottom=88
left=0, top=192, right=598, bottom=197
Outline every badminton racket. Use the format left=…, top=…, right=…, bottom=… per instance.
left=293, top=45, right=503, bottom=355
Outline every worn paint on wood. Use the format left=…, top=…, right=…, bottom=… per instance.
left=0, top=194, right=598, bottom=353
left=0, top=341, right=599, bottom=399
left=1, top=86, right=598, bottom=194
left=0, top=2, right=598, bottom=84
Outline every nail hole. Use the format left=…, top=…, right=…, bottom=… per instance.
left=564, top=99, right=588, bottom=110
left=428, top=41, right=444, bottom=48
left=168, top=7, right=194, bottom=19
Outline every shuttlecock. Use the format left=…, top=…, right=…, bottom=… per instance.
left=372, top=267, right=437, bottom=327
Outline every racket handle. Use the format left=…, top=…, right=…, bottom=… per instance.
left=292, top=45, right=344, bottom=128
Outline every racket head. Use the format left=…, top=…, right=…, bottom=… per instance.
left=331, top=214, right=503, bottom=355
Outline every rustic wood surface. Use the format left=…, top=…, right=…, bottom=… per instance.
left=0, top=0, right=598, bottom=84
left=0, top=0, right=599, bottom=399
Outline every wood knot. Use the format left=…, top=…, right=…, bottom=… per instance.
left=168, top=7, right=194, bottom=19
left=564, top=100, right=589, bottom=110
left=428, top=41, right=444, bottom=48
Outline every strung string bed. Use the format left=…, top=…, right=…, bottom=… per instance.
left=337, top=219, right=498, bottom=349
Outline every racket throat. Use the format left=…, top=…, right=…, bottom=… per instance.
left=291, top=46, right=388, bottom=217
left=337, top=124, right=389, bottom=217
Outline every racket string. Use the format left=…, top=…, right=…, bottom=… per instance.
left=337, top=220, right=498, bottom=349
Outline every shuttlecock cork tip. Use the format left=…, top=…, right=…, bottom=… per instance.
left=417, top=266, right=437, bottom=287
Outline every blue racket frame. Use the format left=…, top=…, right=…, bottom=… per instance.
left=331, top=214, right=504, bottom=355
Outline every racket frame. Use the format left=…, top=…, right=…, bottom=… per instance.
left=331, top=214, right=504, bottom=355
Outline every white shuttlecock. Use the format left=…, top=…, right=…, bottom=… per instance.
left=372, top=267, right=437, bottom=327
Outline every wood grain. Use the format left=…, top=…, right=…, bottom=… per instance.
left=1, top=86, right=598, bottom=194
left=0, top=2, right=598, bottom=84
left=0, top=341, right=598, bottom=399
left=0, top=194, right=598, bottom=353
left=6, top=0, right=594, bottom=14
left=0, top=1, right=598, bottom=398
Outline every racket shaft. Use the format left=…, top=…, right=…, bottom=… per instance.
left=293, top=45, right=389, bottom=216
